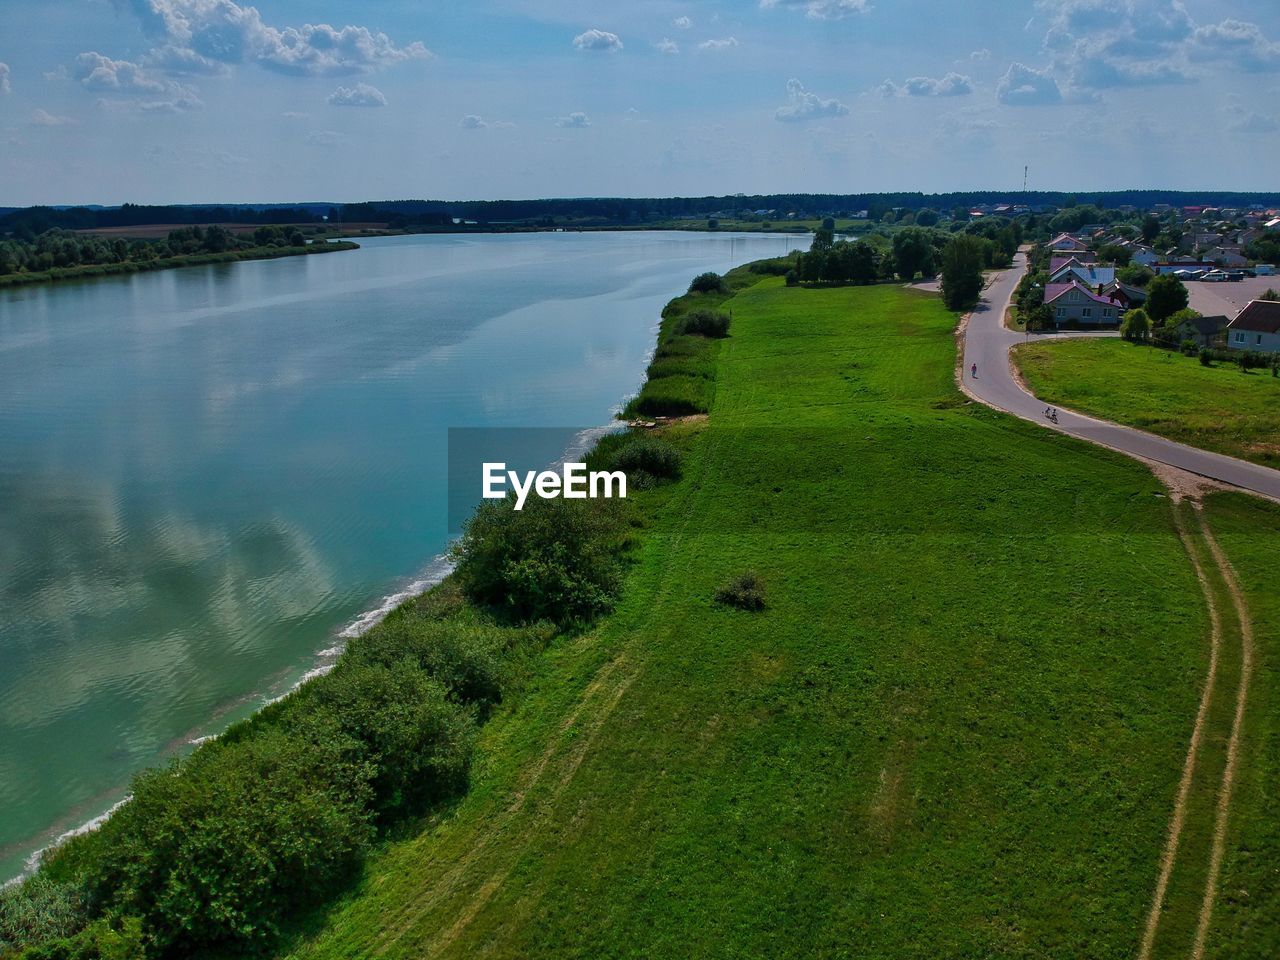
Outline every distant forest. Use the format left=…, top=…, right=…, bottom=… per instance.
left=3, top=190, right=1279, bottom=235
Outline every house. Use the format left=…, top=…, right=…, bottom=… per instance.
left=1048, top=253, right=1097, bottom=274
left=1207, top=247, right=1249, bottom=267
left=1048, top=233, right=1089, bottom=253
left=1169, top=314, right=1229, bottom=348
left=1100, top=279, right=1147, bottom=308
left=1227, top=300, right=1280, bottom=353
left=1044, top=281, right=1122, bottom=328
left=1049, top=260, right=1117, bottom=286
left=1129, top=245, right=1160, bottom=268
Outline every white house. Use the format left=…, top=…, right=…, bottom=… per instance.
left=1048, top=233, right=1089, bottom=253
left=1227, top=300, right=1280, bottom=353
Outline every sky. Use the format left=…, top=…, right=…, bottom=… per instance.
left=0, top=0, right=1277, bottom=205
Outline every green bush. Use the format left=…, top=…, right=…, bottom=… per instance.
left=603, top=434, right=683, bottom=483
left=0, top=875, right=91, bottom=955
left=1199, top=348, right=1212, bottom=366
left=21, top=917, right=145, bottom=960
left=715, top=571, right=767, bottom=611
left=452, top=495, right=628, bottom=624
left=626, top=375, right=712, bottom=418
left=677, top=309, right=730, bottom=338
left=88, top=730, right=374, bottom=955
left=688, top=271, right=726, bottom=294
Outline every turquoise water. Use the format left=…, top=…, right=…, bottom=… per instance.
left=0, top=230, right=802, bottom=880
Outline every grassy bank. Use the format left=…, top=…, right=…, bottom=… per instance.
left=0, top=241, right=359, bottom=289
left=276, top=279, right=1222, bottom=958
left=1014, top=338, right=1280, bottom=466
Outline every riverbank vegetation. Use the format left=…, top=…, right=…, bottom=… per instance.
left=0, top=227, right=357, bottom=288
left=1015, top=337, right=1280, bottom=465
left=8, top=259, right=1280, bottom=959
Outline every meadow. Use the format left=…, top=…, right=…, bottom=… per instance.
left=1014, top=338, right=1280, bottom=466
left=278, top=278, right=1255, bottom=958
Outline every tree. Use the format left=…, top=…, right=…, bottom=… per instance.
left=940, top=234, right=987, bottom=311
left=821, top=217, right=835, bottom=231
left=1096, top=243, right=1131, bottom=267
left=1141, top=214, right=1161, bottom=244
left=1145, top=273, right=1189, bottom=322
left=915, top=208, right=939, bottom=227
left=688, top=272, right=726, bottom=294
left=1121, top=307, right=1151, bottom=342
left=891, top=227, right=935, bottom=281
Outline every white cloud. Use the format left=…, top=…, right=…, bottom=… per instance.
left=31, top=109, right=76, bottom=127
left=971, top=49, right=991, bottom=61
left=760, top=0, right=871, bottom=20
left=555, top=111, right=591, bottom=128
left=0, top=63, right=10, bottom=95
left=673, top=16, right=692, bottom=29
left=327, top=82, right=387, bottom=107
left=774, top=78, right=849, bottom=122
left=572, top=29, right=623, bottom=53
left=459, top=114, right=486, bottom=129
left=996, top=62, right=1062, bottom=105
left=699, top=37, right=739, bottom=51
left=117, top=0, right=429, bottom=77
left=656, top=38, right=680, bottom=55
left=1191, top=19, right=1280, bottom=72
left=74, top=51, right=202, bottom=110
left=881, top=73, right=973, bottom=97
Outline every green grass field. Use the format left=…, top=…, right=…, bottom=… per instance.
left=275, top=280, right=1280, bottom=959
left=1014, top=338, right=1280, bottom=467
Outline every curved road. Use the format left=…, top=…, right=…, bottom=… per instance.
left=961, top=251, right=1280, bottom=501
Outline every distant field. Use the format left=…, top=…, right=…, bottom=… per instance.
left=73, top=222, right=387, bottom=240
left=280, top=280, right=1238, bottom=958
left=1014, top=338, right=1280, bottom=466
left=650, top=218, right=867, bottom=233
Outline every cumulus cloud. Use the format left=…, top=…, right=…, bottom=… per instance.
left=555, top=111, right=591, bottom=128
left=31, top=108, right=76, bottom=127
left=573, top=29, right=623, bottom=53
left=881, top=73, right=973, bottom=97
left=327, top=82, right=387, bottom=107
left=673, top=16, right=692, bottom=29
left=0, top=62, right=10, bottom=95
left=774, top=78, right=849, bottom=122
left=459, top=114, right=486, bottom=129
left=971, top=49, right=991, bottom=61
left=115, top=0, right=429, bottom=77
left=760, top=0, right=871, bottom=20
left=996, top=62, right=1062, bottom=105
left=656, top=38, right=680, bottom=55
left=1191, top=19, right=1280, bottom=72
left=699, top=37, right=739, bottom=51
left=74, top=51, right=202, bottom=110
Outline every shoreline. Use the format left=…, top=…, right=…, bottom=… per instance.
left=0, top=240, right=359, bottom=290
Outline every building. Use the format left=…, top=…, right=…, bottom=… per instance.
left=1048, top=233, right=1089, bottom=253
left=1049, top=260, right=1116, bottom=286
left=1100, top=279, right=1147, bottom=308
left=1227, top=300, right=1280, bottom=353
left=1153, top=261, right=1216, bottom=275
left=1044, top=281, right=1122, bottom=328
left=1169, top=314, right=1228, bottom=348
left=1206, top=247, right=1248, bottom=267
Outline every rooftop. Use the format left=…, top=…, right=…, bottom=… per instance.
left=1229, top=300, right=1280, bottom=334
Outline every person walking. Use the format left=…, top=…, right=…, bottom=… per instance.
left=970, top=362, right=978, bottom=378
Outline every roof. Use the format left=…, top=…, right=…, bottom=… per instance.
left=1050, top=264, right=1116, bottom=284
left=1044, top=281, right=1121, bottom=307
left=1229, top=300, right=1280, bottom=334
left=1174, top=314, right=1229, bottom=336
left=1049, top=233, right=1088, bottom=247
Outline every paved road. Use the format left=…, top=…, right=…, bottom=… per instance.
left=961, top=252, right=1280, bottom=501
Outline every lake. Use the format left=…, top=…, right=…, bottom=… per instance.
left=0, top=230, right=804, bottom=881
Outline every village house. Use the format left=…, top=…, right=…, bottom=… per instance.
left=1227, top=300, right=1280, bottom=353
left=1047, top=233, right=1089, bottom=253
left=1169, top=314, right=1229, bottom=348
left=1100, top=279, right=1147, bottom=308
left=1049, top=260, right=1117, bottom=286
left=1044, top=281, right=1122, bottom=328
left=1207, top=246, right=1249, bottom=267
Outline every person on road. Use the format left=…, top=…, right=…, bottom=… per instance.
left=970, top=362, right=977, bottom=378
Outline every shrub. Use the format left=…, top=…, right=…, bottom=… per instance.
left=715, top=570, right=766, bottom=611
left=688, top=271, right=726, bottom=294
left=0, top=875, right=91, bottom=955
left=626, top=375, right=712, bottom=418
left=21, top=917, right=145, bottom=960
left=452, top=495, right=628, bottom=624
left=604, top=434, right=683, bottom=483
left=1199, top=348, right=1212, bottom=366
left=88, top=729, right=375, bottom=955
left=1121, top=307, right=1151, bottom=342
left=677, top=309, right=730, bottom=338
left=1180, top=339, right=1198, bottom=356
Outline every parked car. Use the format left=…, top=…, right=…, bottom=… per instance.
left=1226, top=271, right=1246, bottom=282
left=1201, top=271, right=1229, bottom=282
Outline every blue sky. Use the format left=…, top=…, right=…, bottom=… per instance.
left=0, top=0, right=1277, bottom=204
